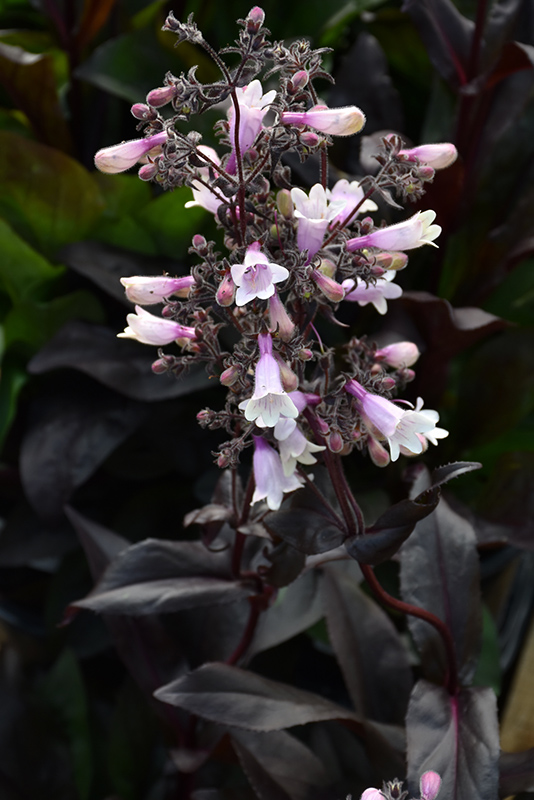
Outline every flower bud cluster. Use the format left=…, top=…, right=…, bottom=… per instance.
left=99, top=7, right=454, bottom=510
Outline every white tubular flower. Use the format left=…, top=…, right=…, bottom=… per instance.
left=120, top=275, right=195, bottom=305
left=231, top=242, right=289, bottom=306
left=252, top=436, right=304, bottom=511
left=185, top=145, right=223, bottom=214
left=118, top=306, right=197, bottom=346
left=94, top=132, right=167, bottom=174
left=274, top=418, right=325, bottom=476
left=398, top=142, right=458, bottom=170
left=342, top=272, right=402, bottom=315
left=346, top=210, right=441, bottom=252
left=327, top=179, right=378, bottom=226
left=399, top=398, right=449, bottom=455
left=345, top=379, right=436, bottom=462
left=239, top=333, right=298, bottom=427
left=290, top=184, right=345, bottom=258
left=227, top=80, right=277, bottom=172
left=280, top=104, right=366, bottom=136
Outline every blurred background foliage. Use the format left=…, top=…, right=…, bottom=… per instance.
left=0, top=0, right=533, bottom=797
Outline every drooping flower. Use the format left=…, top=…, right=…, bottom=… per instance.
left=94, top=132, right=167, bottom=174
left=118, top=306, right=197, bottom=346
left=239, top=333, right=298, bottom=427
left=274, top=418, right=325, bottom=476
left=280, top=104, right=365, bottom=137
left=346, top=210, right=441, bottom=252
left=345, top=379, right=436, bottom=461
left=120, top=275, right=195, bottom=305
left=327, top=179, right=378, bottom=226
left=399, top=398, right=449, bottom=455
left=227, top=80, right=277, bottom=173
left=252, top=436, right=304, bottom=511
left=342, top=272, right=402, bottom=315
left=231, top=242, right=289, bottom=306
left=184, top=145, right=223, bottom=215
left=290, top=184, right=345, bottom=259
left=398, top=142, right=458, bottom=170
left=375, top=341, right=420, bottom=368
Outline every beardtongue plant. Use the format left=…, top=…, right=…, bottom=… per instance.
left=82, top=7, right=504, bottom=800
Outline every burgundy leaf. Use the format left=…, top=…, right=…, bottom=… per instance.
left=231, top=729, right=330, bottom=800
left=499, top=749, right=534, bottom=797
left=65, top=505, right=128, bottom=581
left=322, top=567, right=412, bottom=725
left=154, top=663, right=360, bottom=732
left=400, top=473, right=482, bottom=686
left=260, top=541, right=306, bottom=589
left=264, top=508, right=346, bottom=555
left=407, top=680, right=499, bottom=800
left=28, top=320, right=209, bottom=402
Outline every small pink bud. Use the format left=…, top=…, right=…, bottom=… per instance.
left=217, top=449, right=232, bottom=469
left=397, top=142, right=458, bottom=170
left=94, top=132, right=167, bottom=174
left=216, top=271, right=236, bottom=306
left=299, top=131, right=320, bottom=147
left=418, top=165, right=435, bottom=181
left=312, top=269, right=345, bottom=303
left=196, top=409, right=211, bottom=424
left=269, top=291, right=295, bottom=341
left=314, top=416, right=330, bottom=436
left=420, top=771, right=441, bottom=800
left=138, top=163, right=158, bottom=181
left=327, top=430, right=344, bottom=453
left=360, top=789, right=383, bottom=800
left=381, top=377, right=396, bottom=391
left=289, top=70, right=309, bottom=91
left=375, top=342, right=420, bottom=369
left=151, top=358, right=169, bottom=374
left=247, top=6, right=265, bottom=29
left=403, top=368, right=416, bottom=382
left=220, top=365, right=240, bottom=387
left=275, top=356, right=298, bottom=393
left=131, top=103, right=155, bottom=120
left=192, top=234, right=208, bottom=251
left=368, top=436, right=390, bottom=467
left=298, top=348, right=313, bottom=361
left=147, top=85, right=175, bottom=107
left=370, top=265, right=386, bottom=277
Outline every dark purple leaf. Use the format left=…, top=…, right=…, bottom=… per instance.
left=231, top=729, right=330, bottom=800
left=154, top=663, right=360, bottom=731
left=482, top=0, right=528, bottom=74
left=261, top=541, right=306, bottom=589
left=0, top=504, right=76, bottom=569
left=20, top=385, right=146, bottom=522
left=322, top=567, right=412, bottom=725
left=28, top=320, right=210, bottom=401
left=249, top=570, right=323, bottom=657
left=402, top=0, right=474, bottom=88
left=60, top=241, right=188, bottom=304
left=485, top=41, right=534, bottom=88
left=264, top=508, right=346, bottom=556
left=65, top=505, right=128, bottom=581
left=406, top=680, right=499, bottom=800
left=499, top=749, right=534, bottom=797
left=400, top=471, right=482, bottom=685
left=346, top=462, right=481, bottom=565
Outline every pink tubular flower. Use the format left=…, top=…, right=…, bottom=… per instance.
left=274, top=418, right=325, bottom=476
left=342, top=272, right=402, bottom=315
left=290, top=184, right=345, bottom=258
left=252, top=436, right=304, bottom=511
left=227, top=80, right=277, bottom=173
left=327, top=179, right=378, bottom=226
left=120, top=275, right=195, bottom=305
left=239, top=333, right=298, bottom=427
left=231, top=242, right=289, bottom=306
left=345, top=379, right=436, bottom=461
left=346, top=210, right=441, bottom=252
left=280, top=104, right=365, bottom=136
left=94, top=132, right=167, bottom=174
left=398, top=142, right=458, bottom=170
left=117, top=306, right=197, bottom=346
left=375, top=341, right=420, bottom=368
left=420, top=771, right=442, bottom=800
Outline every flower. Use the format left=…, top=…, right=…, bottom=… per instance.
left=117, top=306, right=197, bottom=346
left=345, top=379, right=436, bottom=461
left=185, top=146, right=223, bottom=214
left=360, top=789, right=383, bottom=800
left=312, top=269, right=346, bottom=302
left=399, top=398, right=449, bottom=455
left=290, top=184, right=345, bottom=258
left=375, top=341, right=420, bottom=368
left=94, top=132, right=167, bottom=174
left=398, top=142, right=458, bottom=170
left=346, top=210, right=441, bottom=252
left=274, top=418, right=325, bottom=475
left=252, top=436, right=304, bottom=511
left=280, top=104, right=365, bottom=136
left=420, top=771, right=442, bottom=800
left=239, top=333, right=299, bottom=427
left=231, top=242, right=289, bottom=306
left=120, top=275, right=195, bottom=305
left=227, top=80, right=276, bottom=173
left=327, top=179, right=378, bottom=225
left=342, top=272, right=402, bottom=315
left=269, top=290, right=295, bottom=341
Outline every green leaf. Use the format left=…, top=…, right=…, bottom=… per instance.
left=40, top=648, right=93, bottom=800
left=0, top=354, right=27, bottom=447
left=472, top=606, right=502, bottom=696
left=0, top=131, right=104, bottom=258
left=0, top=218, right=60, bottom=301
left=141, top=187, right=206, bottom=258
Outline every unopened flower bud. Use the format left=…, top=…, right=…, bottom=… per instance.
left=217, top=449, right=232, bottom=468
left=281, top=104, right=365, bottom=137
left=403, top=368, right=416, bottom=382
left=269, top=291, right=295, bottom=341
left=370, top=265, right=386, bottom=277
left=138, top=163, right=158, bottom=181
left=131, top=103, right=155, bottom=120
left=276, top=189, right=294, bottom=218
left=314, top=416, right=330, bottom=436
left=317, top=258, right=336, bottom=278
left=420, top=771, right=442, bottom=800
left=376, top=341, right=420, bottom=368
left=95, top=132, right=167, bottom=174
left=312, top=269, right=345, bottom=303
left=289, top=70, right=309, bottom=92
left=220, top=365, right=240, bottom=387
left=381, top=377, right=397, bottom=391
left=274, top=356, right=298, bottom=393
left=327, top=429, right=344, bottom=453
left=361, top=789, right=383, bottom=800
left=196, top=409, right=212, bottom=424
left=147, top=85, right=175, bottom=107
left=396, top=141, right=458, bottom=170
left=368, top=436, right=390, bottom=467
left=192, top=234, right=208, bottom=252
left=298, top=348, right=313, bottom=361
left=299, top=131, right=320, bottom=147
left=247, top=6, right=265, bottom=31
left=216, top=271, right=235, bottom=306
left=418, top=165, right=435, bottom=181
left=374, top=251, right=409, bottom=271
left=151, top=358, right=169, bottom=374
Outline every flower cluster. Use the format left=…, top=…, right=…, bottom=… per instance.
left=95, top=6, right=454, bottom=511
